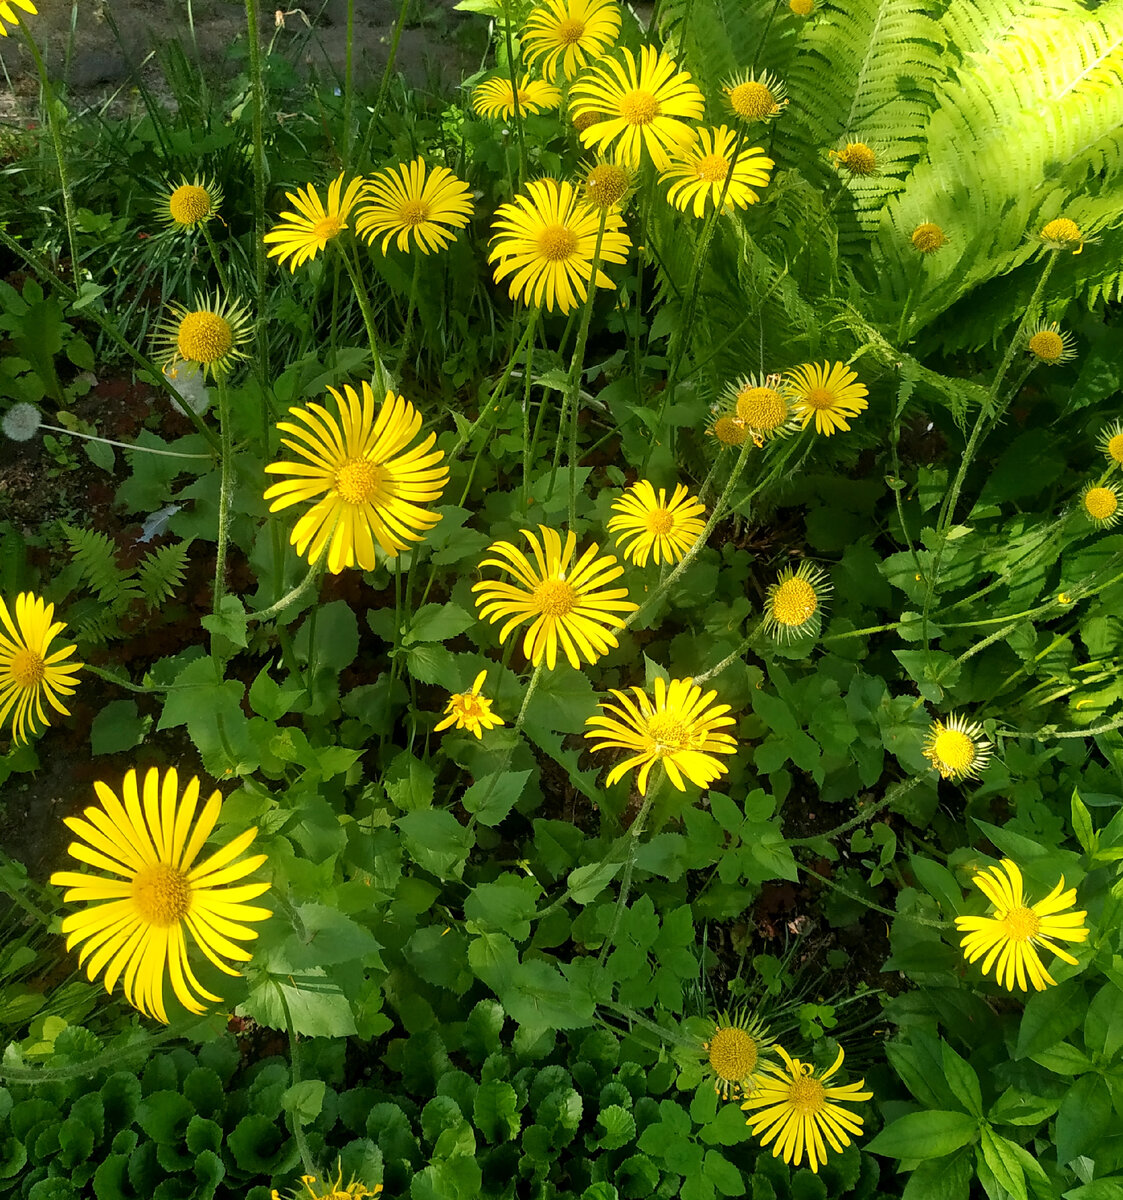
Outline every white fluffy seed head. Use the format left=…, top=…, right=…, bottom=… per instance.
left=2, top=403, right=42, bottom=442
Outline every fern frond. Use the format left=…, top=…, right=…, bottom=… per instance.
left=61, top=524, right=139, bottom=606
left=135, top=541, right=192, bottom=607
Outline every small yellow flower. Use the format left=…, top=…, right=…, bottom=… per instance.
left=607, top=480, right=706, bottom=567
left=1037, top=216, right=1087, bottom=255
left=1097, top=419, right=1123, bottom=468
left=0, top=592, right=83, bottom=746
left=789, top=0, right=813, bottom=14
left=921, top=712, right=992, bottom=782
left=702, top=1011, right=776, bottom=1100
left=434, top=671, right=505, bottom=739
left=660, top=125, right=773, bottom=218
left=1081, top=482, right=1121, bottom=528
left=159, top=175, right=222, bottom=228
left=1057, top=593, right=1073, bottom=605
left=356, top=158, right=473, bottom=255
left=706, top=413, right=749, bottom=448
left=783, top=361, right=869, bottom=436
left=1025, top=320, right=1076, bottom=366
left=722, top=69, right=788, bottom=124
left=910, top=222, right=948, bottom=254
left=263, top=174, right=366, bottom=271
left=581, top=160, right=634, bottom=211
left=152, top=291, right=252, bottom=381
left=829, top=142, right=877, bottom=177
left=473, top=75, right=561, bottom=120
left=725, top=373, right=795, bottom=445
left=954, top=859, right=1089, bottom=992
left=763, top=561, right=831, bottom=642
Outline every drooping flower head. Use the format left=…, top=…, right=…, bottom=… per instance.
left=0, top=0, right=35, bottom=36
left=584, top=675, right=737, bottom=794
left=50, top=767, right=271, bottom=1023
left=763, top=561, right=831, bottom=642
left=356, top=157, right=473, bottom=255
left=263, top=174, right=366, bottom=271
left=741, top=1046, right=871, bottom=1174
left=0, top=592, right=82, bottom=746
left=954, top=859, right=1089, bottom=992
left=1037, top=217, right=1086, bottom=255
left=472, top=525, right=637, bottom=670
left=571, top=45, right=705, bottom=171
left=434, top=670, right=506, bottom=739
left=158, top=175, right=223, bottom=229
left=1097, top=419, right=1123, bottom=469
left=472, top=75, right=561, bottom=120
left=783, top=361, right=869, bottom=436
left=153, top=291, right=252, bottom=381
left=829, top=141, right=877, bottom=177
left=264, top=385, right=449, bottom=574
left=271, top=1161, right=382, bottom=1200
left=725, top=373, right=796, bottom=445
left=488, top=178, right=631, bottom=313
left=910, top=222, right=948, bottom=254
left=1081, top=482, right=1121, bottom=529
left=522, top=0, right=621, bottom=82
left=921, top=712, right=992, bottom=782
left=702, top=1011, right=776, bottom=1100
left=1025, top=320, right=1076, bottom=366
left=607, top=480, right=706, bottom=567
left=661, top=125, right=773, bottom=218
left=723, top=69, right=788, bottom=124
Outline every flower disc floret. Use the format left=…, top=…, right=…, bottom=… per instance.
left=921, top=712, right=991, bottom=781
left=701, top=1010, right=775, bottom=1099
left=0, top=592, right=82, bottom=745
left=1098, top=419, right=1123, bottom=467
left=356, top=157, right=473, bottom=254
left=263, top=174, right=366, bottom=271
left=783, top=360, right=869, bottom=435
left=1024, top=319, right=1076, bottom=366
left=1038, top=216, right=1086, bottom=254
left=763, top=561, right=830, bottom=642
left=830, top=142, right=877, bottom=176
left=789, top=0, right=813, bottom=14
left=723, top=69, right=788, bottom=123
left=152, top=291, right=251, bottom=381
left=726, top=373, right=793, bottom=443
left=473, top=75, right=561, bottom=119
left=910, top=222, right=947, bottom=254
left=1081, top=482, right=1121, bottom=528
left=607, top=480, right=706, bottom=567
left=160, top=174, right=222, bottom=228
left=582, top=161, right=632, bottom=209
left=707, top=413, right=748, bottom=447
left=661, top=125, right=773, bottom=217
left=522, top=0, right=621, bottom=82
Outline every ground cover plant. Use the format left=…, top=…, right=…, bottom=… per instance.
left=0, top=0, right=1122, bottom=1196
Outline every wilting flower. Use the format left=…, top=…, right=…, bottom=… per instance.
left=607, top=480, right=706, bottom=567
left=0, top=0, right=35, bottom=36
left=661, top=125, right=773, bottom=218
left=472, top=525, right=637, bottom=670
left=723, top=69, right=788, bottom=124
left=488, top=177, right=631, bottom=313
left=434, top=670, right=505, bottom=739
left=263, top=174, right=366, bottom=271
left=741, top=1046, right=871, bottom=1173
left=356, top=157, right=473, bottom=255
left=271, top=1161, right=382, bottom=1200
left=50, top=767, right=271, bottom=1023
left=0, top=592, right=82, bottom=746
left=570, top=45, right=704, bottom=171
left=783, top=361, right=869, bottom=436
left=1025, top=320, right=1076, bottom=366
left=1097, top=419, right=1123, bottom=468
left=763, top=561, right=830, bottom=642
left=472, top=75, right=561, bottom=119
left=1037, top=217, right=1087, bottom=255
left=152, top=291, right=252, bottom=380
left=829, top=141, right=877, bottom=176
left=726, top=373, right=796, bottom=444
left=584, top=675, right=737, bottom=793
left=158, top=175, right=222, bottom=228
left=522, top=0, right=621, bottom=83
left=1081, top=482, right=1121, bottom=529
left=264, top=384, right=449, bottom=573
left=954, top=858, right=1089, bottom=992
left=922, top=712, right=992, bottom=782
left=910, top=222, right=948, bottom=254
left=701, top=1011, right=776, bottom=1100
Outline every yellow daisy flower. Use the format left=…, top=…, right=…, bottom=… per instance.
left=0, top=0, right=35, bottom=36
left=1081, top=481, right=1121, bottom=529
left=263, top=173, right=366, bottom=271
left=1097, top=419, right=1123, bottom=468
left=272, top=1164, right=382, bottom=1200
left=763, top=561, right=830, bottom=643
left=472, top=75, right=561, bottom=120
left=264, top=384, right=449, bottom=574
left=158, top=174, right=223, bottom=228
left=910, top=222, right=948, bottom=254
left=829, top=141, right=877, bottom=177
left=1025, top=320, right=1076, bottom=366
left=50, top=766, right=271, bottom=1024
left=584, top=675, right=737, bottom=794
left=152, top=291, right=252, bottom=381
left=1037, top=216, right=1087, bottom=255
left=607, top=480, right=706, bottom=567
left=723, top=69, right=788, bottom=124
left=954, top=859, right=1089, bottom=993
left=488, top=177, right=631, bottom=313
left=741, top=1046, right=871, bottom=1174
left=921, top=712, right=992, bottom=782
left=570, top=45, right=705, bottom=171
left=472, top=525, right=637, bottom=671
left=660, top=125, right=773, bottom=218
left=702, top=1011, right=776, bottom=1100
left=725, top=372, right=796, bottom=445
left=434, top=670, right=505, bottom=739
left=355, top=157, right=473, bottom=255
left=522, top=0, right=621, bottom=83
left=0, top=592, right=82, bottom=746
left=783, top=361, right=869, bottom=436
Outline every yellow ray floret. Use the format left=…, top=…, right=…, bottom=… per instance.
left=783, top=361, right=869, bottom=436
left=355, top=157, right=473, bottom=255
left=473, top=75, right=561, bottom=119
left=0, top=592, right=83, bottom=746
left=435, top=670, right=506, bottom=739
left=607, top=480, right=706, bottom=567
left=522, top=0, right=622, bottom=83
left=660, top=125, right=773, bottom=218
left=0, top=0, right=35, bottom=36
left=264, top=173, right=366, bottom=271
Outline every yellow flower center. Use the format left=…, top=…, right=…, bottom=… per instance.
left=1041, top=217, right=1082, bottom=245
left=802, top=387, right=838, bottom=410
left=646, top=713, right=693, bottom=752
left=707, top=1027, right=758, bottom=1081
left=131, top=863, right=192, bottom=926
left=555, top=16, right=586, bottom=42
left=312, top=215, right=344, bottom=240
left=1085, top=486, right=1118, bottom=521
left=787, top=1072, right=826, bottom=1114
left=646, top=508, right=676, bottom=535
left=574, top=109, right=606, bottom=131
left=1001, top=905, right=1041, bottom=942
left=8, top=647, right=45, bottom=689
left=736, top=386, right=788, bottom=429
left=932, top=728, right=976, bottom=773
left=911, top=223, right=947, bottom=253
left=1108, top=433, right=1123, bottom=464
left=712, top=416, right=747, bottom=446
left=456, top=693, right=486, bottom=719
left=837, top=143, right=876, bottom=175
left=771, top=578, right=818, bottom=627
left=177, top=311, right=234, bottom=365
left=789, top=0, right=813, bottom=13
left=694, top=154, right=730, bottom=184
left=620, top=89, right=659, bottom=125
left=399, top=200, right=431, bottom=226
left=585, top=163, right=630, bottom=208
left=1028, top=330, right=1063, bottom=362
left=538, top=223, right=579, bottom=261
left=334, top=458, right=386, bottom=505
left=169, top=184, right=213, bottom=225
left=533, top=578, right=578, bottom=616
left=728, top=82, right=776, bottom=120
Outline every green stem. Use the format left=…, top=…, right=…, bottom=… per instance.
left=363, top=0, right=412, bottom=152
left=750, top=0, right=783, bottom=69
left=213, top=375, right=234, bottom=612
left=520, top=308, right=541, bottom=506
left=340, top=242, right=389, bottom=391
left=597, top=769, right=661, bottom=969
left=787, top=776, right=921, bottom=846
left=502, top=16, right=528, bottom=186
left=243, top=0, right=269, bottom=380
left=400, top=253, right=423, bottom=366
left=449, top=314, right=538, bottom=459
left=692, top=617, right=767, bottom=684
left=275, top=982, right=316, bottom=1176
left=201, top=222, right=231, bottom=293
left=34, top=424, right=210, bottom=459
left=247, top=563, right=323, bottom=622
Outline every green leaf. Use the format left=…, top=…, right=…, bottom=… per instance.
left=978, top=1126, right=1026, bottom=1200
left=902, top=1152, right=972, bottom=1200
left=596, top=1104, right=636, bottom=1151
left=1084, top=980, right=1123, bottom=1060
left=267, top=904, right=382, bottom=972
left=137, top=1091, right=194, bottom=1145
left=473, top=1080, right=521, bottom=1143
left=1064, top=1182, right=1123, bottom=1200
left=398, top=809, right=474, bottom=879
left=384, top=751, right=435, bottom=812
left=1055, top=1073, right=1115, bottom=1163
left=56, top=1117, right=94, bottom=1168
left=566, top=861, right=622, bottom=904
left=465, top=878, right=542, bottom=941
left=1071, top=789, right=1097, bottom=854
left=282, top=1080, right=325, bottom=1127
left=248, top=665, right=307, bottom=721
left=89, top=699, right=148, bottom=755
left=865, top=1111, right=979, bottom=1160
left=295, top=598, right=358, bottom=671
left=1031, top=1041, right=1093, bottom=1075
left=227, top=1112, right=300, bottom=1174
left=200, top=594, right=248, bottom=647
left=1015, top=980, right=1084, bottom=1059
left=941, top=1043, right=983, bottom=1118
left=404, top=603, right=475, bottom=644
left=461, top=769, right=531, bottom=826
left=240, top=971, right=357, bottom=1038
